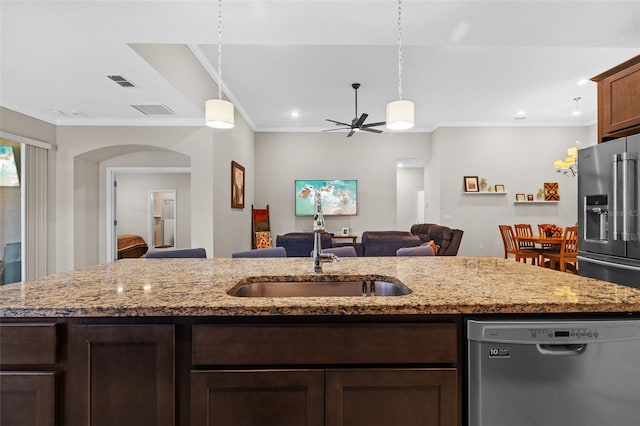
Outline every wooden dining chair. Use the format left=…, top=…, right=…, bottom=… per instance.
left=498, top=225, right=540, bottom=265
left=540, top=226, right=578, bottom=273
left=514, top=224, right=535, bottom=249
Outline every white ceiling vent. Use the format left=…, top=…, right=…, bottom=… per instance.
left=107, top=75, right=135, bottom=88
left=131, top=104, right=175, bottom=115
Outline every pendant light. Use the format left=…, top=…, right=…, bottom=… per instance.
left=386, top=0, right=414, bottom=130
left=205, top=0, right=234, bottom=129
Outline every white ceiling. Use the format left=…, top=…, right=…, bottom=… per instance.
left=1, top=1, right=639, bottom=133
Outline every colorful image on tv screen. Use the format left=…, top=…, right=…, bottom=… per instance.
left=295, top=179, right=357, bottom=216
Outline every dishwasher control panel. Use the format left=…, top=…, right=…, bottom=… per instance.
left=468, top=320, right=640, bottom=344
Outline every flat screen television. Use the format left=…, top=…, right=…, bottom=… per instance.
left=0, top=146, right=20, bottom=187
left=295, top=179, right=357, bottom=216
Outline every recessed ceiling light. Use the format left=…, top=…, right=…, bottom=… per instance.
left=515, top=110, right=526, bottom=120
left=291, top=110, right=300, bottom=118
left=50, top=109, right=63, bottom=115
left=577, top=79, right=588, bottom=86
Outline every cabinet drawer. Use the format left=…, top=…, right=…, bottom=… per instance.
left=0, top=323, right=57, bottom=365
left=193, top=323, right=457, bottom=366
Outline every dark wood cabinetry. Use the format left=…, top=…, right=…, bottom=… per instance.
left=592, top=55, right=640, bottom=142
left=66, top=324, right=175, bottom=426
left=191, top=369, right=325, bottom=426
left=191, top=321, right=459, bottom=426
left=326, top=369, right=457, bottom=426
left=2, top=318, right=460, bottom=426
left=0, top=322, right=58, bottom=426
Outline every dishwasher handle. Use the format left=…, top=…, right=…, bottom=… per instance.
left=537, top=343, right=587, bottom=356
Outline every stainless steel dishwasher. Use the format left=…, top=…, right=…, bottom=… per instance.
left=468, top=319, right=640, bottom=426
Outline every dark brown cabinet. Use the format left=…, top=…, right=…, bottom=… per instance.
left=66, top=324, right=175, bottom=426
left=0, top=372, right=57, bottom=426
left=326, top=368, right=457, bottom=426
left=592, top=54, right=640, bottom=142
left=0, top=322, right=58, bottom=426
left=191, top=322, right=459, bottom=426
left=191, top=369, right=325, bottom=426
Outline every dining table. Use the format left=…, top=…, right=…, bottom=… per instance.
left=516, top=234, right=576, bottom=272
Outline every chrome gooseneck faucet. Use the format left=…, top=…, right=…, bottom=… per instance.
left=312, top=191, right=337, bottom=273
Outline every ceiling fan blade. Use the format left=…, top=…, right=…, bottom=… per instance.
left=347, top=129, right=356, bottom=137
left=362, top=121, right=386, bottom=128
left=326, top=119, right=350, bottom=126
left=360, top=127, right=383, bottom=134
left=354, top=113, right=368, bottom=128
left=322, top=127, right=351, bottom=132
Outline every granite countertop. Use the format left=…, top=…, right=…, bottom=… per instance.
left=1, top=257, right=639, bottom=317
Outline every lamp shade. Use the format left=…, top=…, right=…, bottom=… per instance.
left=553, top=160, right=564, bottom=168
left=386, top=100, right=415, bottom=130
left=567, top=146, right=578, bottom=157
left=205, top=99, right=234, bottom=129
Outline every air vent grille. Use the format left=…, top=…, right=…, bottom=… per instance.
left=131, top=105, right=175, bottom=115
left=107, top=75, right=135, bottom=88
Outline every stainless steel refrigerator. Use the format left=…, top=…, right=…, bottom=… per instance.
left=578, top=134, right=640, bottom=288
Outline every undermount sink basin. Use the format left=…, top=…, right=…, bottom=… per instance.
left=228, top=279, right=411, bottom=298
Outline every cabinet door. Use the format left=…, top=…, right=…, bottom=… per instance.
left=66, top=325, right=174, bottom=426
left=326, top=369, right=457, bottom=426
left=0, top=372, right=56, bottom=426
left=191, top=370, right=324, bottom=426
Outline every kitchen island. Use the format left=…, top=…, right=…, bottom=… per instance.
left=1, top=257, right=639, bottom=426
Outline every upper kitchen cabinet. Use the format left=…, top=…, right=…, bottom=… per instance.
left=592, top=55, right=640, bottom=142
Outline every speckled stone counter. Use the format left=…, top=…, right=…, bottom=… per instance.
left=1, top=257, right=639, bottom=317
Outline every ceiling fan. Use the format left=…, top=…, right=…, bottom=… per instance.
left=323, top=83, right=386, bottom=137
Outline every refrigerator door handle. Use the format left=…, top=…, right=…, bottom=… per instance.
left=612, top=153, right=620, bottom=240
left=621, top=152, right=638, bottom=242
left=577, top=255, right=640, bottom=272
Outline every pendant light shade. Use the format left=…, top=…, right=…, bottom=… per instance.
left=206, top=99, right=234, bottom=129
left=386, top=0, right=414, bottom=130
left=205, top=0, right=234, bottom=129
left=386, top=100, right=415, bottom=130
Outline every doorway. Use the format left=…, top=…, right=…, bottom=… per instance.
left=106, top=167, right=191, bottom=262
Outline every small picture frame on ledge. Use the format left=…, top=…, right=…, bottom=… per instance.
left=527, top=194, right=534, bottom=201
left=515, top=193, right=526, bottom=202
left=464, top=176, right=479, bottom=192
left=494, top=184, right=505, bottom=193
left=341, top=227, right=350, bottom=236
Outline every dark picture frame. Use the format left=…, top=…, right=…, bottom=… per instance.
left=515, top=193, right=526, bottom=202
left=464, top=176, right=479, bottom=192
left=231, top=161, right=245, bottom=209
left=527, top=194, right=534, bottom=201
left=494, top=184, right=505, bottom=193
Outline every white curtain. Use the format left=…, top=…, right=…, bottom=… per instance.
left=23, top=144, right=48, bottom=280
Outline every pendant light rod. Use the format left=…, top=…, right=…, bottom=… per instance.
left=396, top=0, right=403, bottom=100
left=217, top=0, right=223, bottom=100
left=386, top=0, right=414, bottom=130
left=205, top=0, right=234, bottom=129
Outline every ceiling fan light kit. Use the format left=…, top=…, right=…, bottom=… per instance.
left=205, top=0, right=235, bottom=129
left=386, top=100, right=415, bottom=130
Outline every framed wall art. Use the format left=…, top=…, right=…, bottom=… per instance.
left=464, top=176, right=479, bottom=192
left=231, top=161, right=245, bottom=209
left=494, top=184, right=505, bottom=193
left=515, top=193, right=526, bottom=202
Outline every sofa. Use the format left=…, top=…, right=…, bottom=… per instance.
left=361, top=231, right=422, bottom=257
left=275, top=232, right=333, bottom=257
left=410, top=223, right=464, bottom=256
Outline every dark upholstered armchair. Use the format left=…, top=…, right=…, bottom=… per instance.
left=410, top=223, right=464, bottom=256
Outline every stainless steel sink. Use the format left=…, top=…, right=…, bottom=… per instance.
left=228, top=279, right=411, bottom=297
